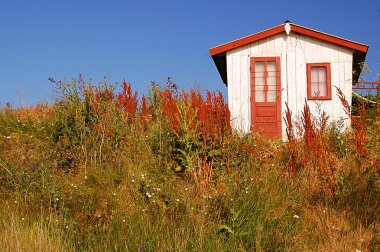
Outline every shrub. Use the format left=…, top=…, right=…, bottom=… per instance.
left=0, top=76, right=379, bottom=251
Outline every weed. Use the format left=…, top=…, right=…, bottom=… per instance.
left=0, top=77, right=378, bottom=251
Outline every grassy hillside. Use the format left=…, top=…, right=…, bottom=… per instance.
left=0, top=76, right=379, bottom=251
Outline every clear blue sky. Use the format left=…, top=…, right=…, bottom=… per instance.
left=1, top=0, right=379, bottom=106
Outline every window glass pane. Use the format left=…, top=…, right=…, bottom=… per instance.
left=267, top=62, right=276, bottom=76
left=267, top=61, right=277, bottom=102
left=311, top=82, right=319, bottom=96
left=255, top=62, right=265, bottom=102
left=317, top=67, right=326, bottom=81
left=267, top=91, right=276, bottom=102
left=311, top=68, right=319, bottom=83
left=256, top=75, right=265, bottom=86
left=255, top=62, right=265, bottom=73
left=311, top=66, right=327, bottom=97
left=255, top=85, right=265, bottom=102
left=267, top=86, right=276, bottom=102
left=318, top=83, right=327, bottom=96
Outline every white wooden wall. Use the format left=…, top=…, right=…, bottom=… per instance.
left=226, top=33, right=353, bottom=139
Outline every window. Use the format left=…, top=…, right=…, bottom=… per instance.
left=307, top=63, right=331, bottom=100
left=254, top=60, right=278, bottom=103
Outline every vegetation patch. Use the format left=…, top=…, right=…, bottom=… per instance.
left=0, top=76, right=379, bottom=251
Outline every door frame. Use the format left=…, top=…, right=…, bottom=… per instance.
left=250, top=56, right=282, bottom=137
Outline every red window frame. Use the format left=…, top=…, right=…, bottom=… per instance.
left=306, top=63, right=331, bottom=100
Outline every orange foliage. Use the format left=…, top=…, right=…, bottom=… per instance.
left=117, top=80, right=138, bottom=121
left=158, top=87, right=230, bottom=145
left=336, top=87, right=368, bottom=177
left=284, top=102, right=296, bottom=176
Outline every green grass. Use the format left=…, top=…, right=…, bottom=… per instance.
left=0, top=79, right=379, bottom=251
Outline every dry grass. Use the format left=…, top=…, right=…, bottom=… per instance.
left=0, top=77, right=378, bottom=251
left=0, top=205, right=73, bottom=252
left=296, top=205, right=374, bottom=252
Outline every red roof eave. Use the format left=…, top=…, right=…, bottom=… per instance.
left=291, top=25, right=368, bottom=53
left=209, top=23, right=368, bottom=56
left=209, top=24, right=284, bottom=55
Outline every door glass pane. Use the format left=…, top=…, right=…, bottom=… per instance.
left=255, top=85, right=265, bottom=102
left=267, top=61, right=276, bottom=76
left=267, top=61, right=277, bottom=102
left=255, top=62, right=265, bottom=102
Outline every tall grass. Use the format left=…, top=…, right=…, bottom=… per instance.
left=0, top=76, right=379, bottom=251
left=0, top=204, right=73, bottom=252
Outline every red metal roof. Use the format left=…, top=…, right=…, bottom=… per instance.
left=210, top=22, right=368, bottom=85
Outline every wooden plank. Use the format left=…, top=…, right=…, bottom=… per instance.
left=232, top=56, right=241, bottom=130
left=249, top=41, right=259, bottom=56
left=286, top=49, right=298, bottom=116
left=226, top=52, right=235, bottom=128
left=265, top=36, right=276, bottom=55
left=240, top=55, right=250, bottom=132
left=280, top=52, right=288, bottom=139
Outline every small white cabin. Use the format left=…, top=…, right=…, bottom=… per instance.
left=209, top=21, right=368, bottom=139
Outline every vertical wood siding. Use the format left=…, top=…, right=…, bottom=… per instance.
left=226, top=33, right=353, bottom=139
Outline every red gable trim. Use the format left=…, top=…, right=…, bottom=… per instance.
left=209, top=24, right=284, bottom=55
left=291, top=25, right=368, bottom=53
left=209, top=23, right=368, bottom=56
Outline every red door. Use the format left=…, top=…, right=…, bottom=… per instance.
left=250, top=57, right=281, bottom=138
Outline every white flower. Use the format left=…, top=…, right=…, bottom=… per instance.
left=176, top=199, right=179, bottom=202
left=293, top=214, right=299, bottom=219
